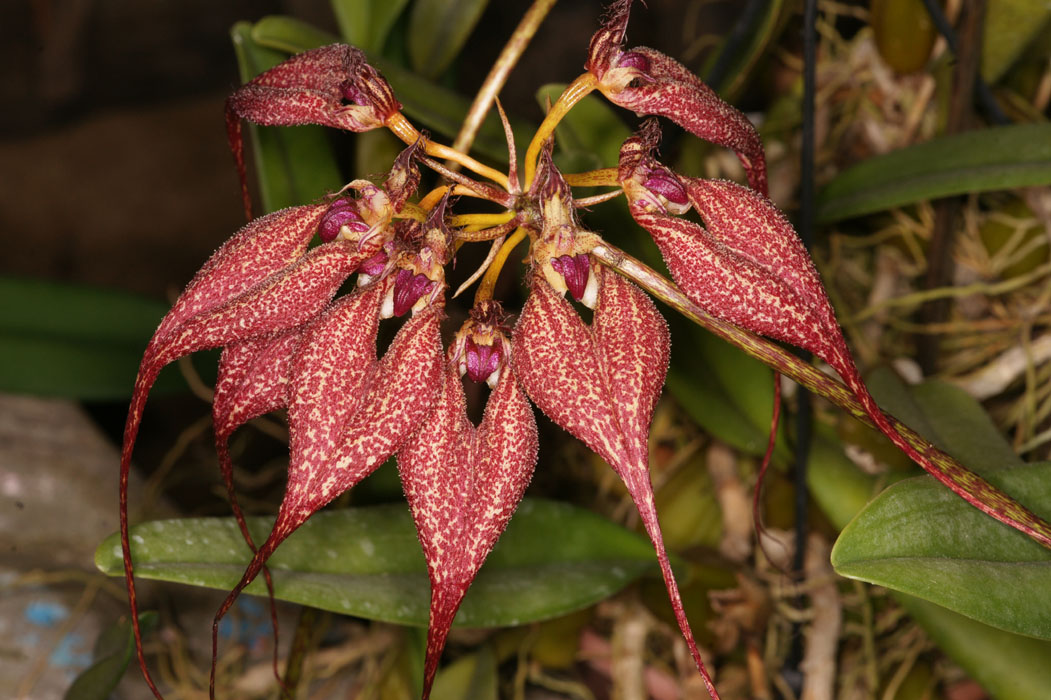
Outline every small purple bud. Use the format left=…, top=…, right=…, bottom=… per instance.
left=643, top=169, right=689, bottom=206
left=393, top=268, right=435, bottom=316
left=617, top=51, right=650, bottom=72
left=465, top=337, right=502, bottom=384
left=319, top=200, right=369, bottom=242
left=360, top=251, right=388, bottom=276
left=550, top=254, right=591, bottom=301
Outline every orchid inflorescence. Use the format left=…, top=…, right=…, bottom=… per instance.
left=119, top=1, right=1051, bottom=698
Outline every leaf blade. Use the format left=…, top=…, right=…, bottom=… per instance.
left=64, top=613, right=159, bottom=700
left=331, top=0, right=411, bottom=54
left=0, top=277, right=193, bottom=399
left=96, top=499, right=657, bottom=628
left=831, top=463, right=1051, bottom=639
left=816, top=124, right=1051, bottom=223
left=407, top=0, right=490, bottom=79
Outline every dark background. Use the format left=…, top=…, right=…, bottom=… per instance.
left=0, top=0, right=731, bottom=303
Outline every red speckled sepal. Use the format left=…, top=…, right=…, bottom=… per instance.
left=225, top=44, right=401, bottom=217
left=209, top=304, right=444, bottom=676
left=587, top=0, right=766, bottom=195
left=398, top=364, right=537, bottom=698
left=512, top=269, right=721, bottom=699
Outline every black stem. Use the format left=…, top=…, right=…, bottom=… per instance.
left=784, top=0, right=817, bottom=692
left=704, top=0, right=770, bottom=94
left=919, top=0, right=1009, bottom=125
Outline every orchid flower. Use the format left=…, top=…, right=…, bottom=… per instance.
left=118, top=4, right=1051, bottom=700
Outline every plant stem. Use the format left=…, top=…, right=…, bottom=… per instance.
left=417, top=156, right=515, bottom=209
left=386, top=112, right=511, bottom=191
left=418, top=186, right=451, bottom=211
left=523, top=73, right=598, bottom=189
left=591, top=242, right=1051, bottom=550
left=280, top=607, right=320, bottom=700
left=453, top=0, right=559, bottom=158
left=450, top=211, right=517, bottom=228
left=574, top=190, right=623, bottom=208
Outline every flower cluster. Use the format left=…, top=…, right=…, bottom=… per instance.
left=120, top=2, right=1051, bottom=699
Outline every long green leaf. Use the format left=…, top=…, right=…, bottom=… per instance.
left=898, top=594, right=1051, bottom=700
left=982, top=0, right=1051, bottom=83
left=96, top=499, right=657, bottom=628
left=809, top=378, right=1051, bottom=694
left=816, top=124, right=1051, bottom=223
left=865, top=369, right=1023, bottom=474
left=64, top=613, right=159, bottom=700
left=248, top=15, right=337, bottom=55
left=832, top=463, right=1051, bottom=639
left=230, top=22, right=343, bottom=214
left=408, top=0, right=489, bottom=79
left=701, top=0, right=788, bottom=101
left=331, top=0, right=411, bottom=54
left=0, top=277, right=191, bottom=399
left=669, top=327, right=789, bottom=462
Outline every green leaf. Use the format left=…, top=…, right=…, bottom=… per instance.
left=701, top=0, right=788, bottom=101
left=807, top=428, right=889, bottom=531
left=668, top=327, right=789, bottom=462
left=408, top=0, right=489, bottom=79
left=249, top=15, right=337, bottom=55
left=832, top=463, right=1051, bottom=639
left=230, top=22, right=344, bottom=214
left=816, top=124, right=1051, bottom=223
left=865, top=369, right=1022, bottom=475
left=536, top=84, right=632, bottom=172
left=809, top=381, right=1051, bottom=695
left=64, top=613, right=159, bottom=700
left=96, top=499, right=658, bottom=628
left=898, top=594, right=1051, bottom=700
left=430, top=647, right=498, bottom=700
left=331, top=0, right=411, bottom=54
left=982, top=0, right=1051, bottom=83
left=0, top=277, right=193, bottom=399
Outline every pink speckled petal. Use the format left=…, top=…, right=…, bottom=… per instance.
left=210, top=326, right=305, bottom=682
left=212, top=305, right=445, bottom=638
left=285, top=282, right=388, bottom=509
left=398, top=364, right=537, bottom=697
left=213, top=327, right=304, bottom=547
left=614, top=49, right=766, bottom=195
left=150, top=204, right=325, bottom=352
left=512, top=268, right=716, bottom=696
left=118, top=213, right=364, bottom=699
